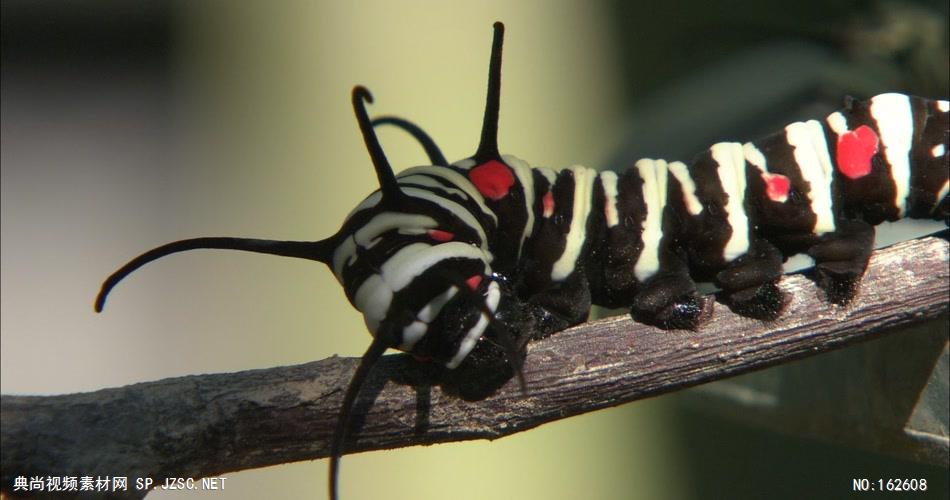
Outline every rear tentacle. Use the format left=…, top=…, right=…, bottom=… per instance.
left=95, top=237, right=336, bottom=312
left=372, top=116, right=449, bottom=166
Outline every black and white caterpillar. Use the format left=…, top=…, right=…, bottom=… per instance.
left=95, top=22, right=949, bottom=500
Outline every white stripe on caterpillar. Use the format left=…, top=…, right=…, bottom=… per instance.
left=668, top=161, right=703, bottom=216
left=634, top=159, right=667, bottom=281
left=550, top=166, right=597, bottom=281
left=785, top=120, right=836, bottom=234
left=446, top=280, right=500, bottom=369
left=870, top=93, right=913, bottom=217
left=710, top=142, right=750, bottom=261
left=600, top=170, right=621, bottom=228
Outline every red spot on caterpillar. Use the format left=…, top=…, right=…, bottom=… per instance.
left=427, top=229, right=454, bottom=242
left=465, top=275, right=483, bottom=290
left=469, top=160, right=515, bottom=200
left=542, top=191, right=555, bottom=217
left=836, top=125, right=879, bottom=179
left=762, top=173, right=790, bottom=203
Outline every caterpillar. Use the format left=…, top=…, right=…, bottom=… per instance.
left=94, top=22, right=949, bottom=500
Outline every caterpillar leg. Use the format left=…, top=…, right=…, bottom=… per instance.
left=716, top=239, right=787, bottom=319
left=807, top=219, right=875, bottom=304
left=525, top=271, right=593, bottom=340
left=441, top=272, right=591, bottom=399
left=442, top=340, right=523, bottom=400
left=630, top=271, right=712, bottom=330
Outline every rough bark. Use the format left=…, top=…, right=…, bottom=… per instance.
left=2, top=235, right=948, bottom=498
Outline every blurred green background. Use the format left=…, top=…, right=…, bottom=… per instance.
left=2, top=1, right=946, bottom=499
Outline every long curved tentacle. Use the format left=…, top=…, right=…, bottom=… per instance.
left=95, top=237, right=336, bottom=312
left=372, top=116, right=449, bottom=166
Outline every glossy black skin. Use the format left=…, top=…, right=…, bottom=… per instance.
left=420, top=94, right=948, bottom=395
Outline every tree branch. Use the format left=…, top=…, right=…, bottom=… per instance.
left=2, top=235, right=948, bottom=498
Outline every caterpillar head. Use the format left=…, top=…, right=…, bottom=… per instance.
left=94, top=22, right=522, bottom=500
left=330, top=22, right=528, bottom=499
left=335, top=21, right=526, bottom=371
left=330, top=196, right=512, bottom=371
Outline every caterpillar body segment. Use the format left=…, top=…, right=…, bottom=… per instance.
left=94, top=22, right=950, bottom=500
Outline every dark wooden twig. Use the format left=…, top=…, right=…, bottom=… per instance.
left=2, top=236, right=948, bottom=498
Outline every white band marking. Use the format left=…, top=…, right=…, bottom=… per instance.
left=826, top=111, right=848, bottom=136
left=398, top=286, right=460, bottom=351
left=634, top=159, right=667, bottom=281
left=550, top=166, right=596, bottom=281
left=503, top=154, right=537, bottom=259
left=785, top=120, right=836, bottom=234
left=381, top=242, right=486, bottom=291
left=536, top=166, right=558, bottom=186
left=445, top=280, right=501, bottom=369
left=399, top=165, right=498, bottom=225
left=667, top=161, right=703, bottom=215
left=600, top=171, right=620, bottom=227
left=870, top=93, right=914, bottom=217
left=401, top=187, right=488, bottom=250
left=710, top=143, right=750, bottom=261
left=354, top=274, right=392, bottom=335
